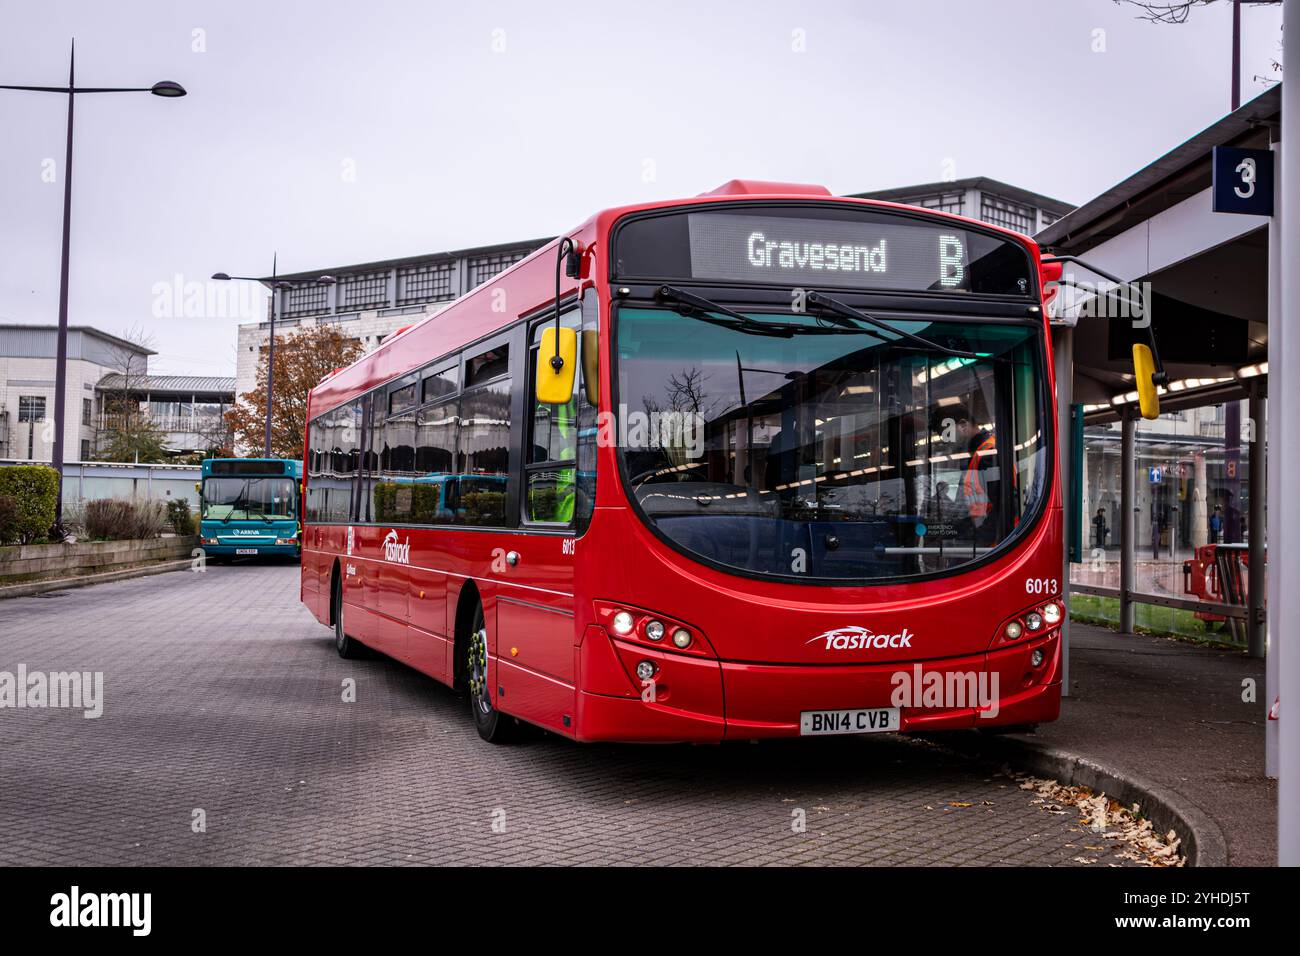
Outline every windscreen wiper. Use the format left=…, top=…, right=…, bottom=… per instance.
left=804, top=291, right=982, bottom=360
left=221, top=481, right=249, bottom=524
left=654, top=286, right=795, bottom=338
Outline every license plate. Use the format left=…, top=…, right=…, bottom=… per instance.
left=235, top=548, right=259, bottom=555
left=800, top=707, right=900, bottom=736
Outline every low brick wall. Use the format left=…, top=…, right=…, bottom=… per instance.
left=0, top=536, right=198, bottom=585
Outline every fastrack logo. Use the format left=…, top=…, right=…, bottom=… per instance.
left=807, top=625, right=913, bottom=652
left=382, top=529, right=410, bottom=565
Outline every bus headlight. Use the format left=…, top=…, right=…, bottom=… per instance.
left=1030, top=648, right=1045, bottom=667
left=671, top=628, right=692, bottom=649
left=1025, top=612, right=1043, bottom=631
left=612, top=611, right=635, bottom=636
left=1042, top=602, right=1062, bottom=625
left=645, top=620, right=665, bottom=641
left=635, top=660, right=657, bottom=681
left=1004, top=620, right=1023, bottom=640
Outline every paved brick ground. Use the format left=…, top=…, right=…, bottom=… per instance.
left=1, top=564, right=1132, bottom=866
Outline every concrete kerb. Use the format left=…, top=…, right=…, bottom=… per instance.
left=931, top=731, right=1230, bottom=866
left=0, top=558, right=193, bottom=600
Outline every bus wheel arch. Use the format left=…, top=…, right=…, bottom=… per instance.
left=452, top=582, right=483, bottom=693
left=454, top=584, right=521, bottom=743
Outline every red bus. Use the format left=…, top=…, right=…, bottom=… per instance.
left=301, top=180, right=1064, bottom=743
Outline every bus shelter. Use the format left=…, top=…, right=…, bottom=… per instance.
left=1038, top=85, right=1279, bottom=776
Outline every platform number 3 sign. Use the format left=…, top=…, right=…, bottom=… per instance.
left=1212, top=146, right=1273, bottom=217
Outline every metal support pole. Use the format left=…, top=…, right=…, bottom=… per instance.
left=51, top=43, right=76, bottom=533
left=263, top=254, right=278, bottom=458
left=1120, top=408, right=1136, bottom=634
left=1278, top=0, right=1299, bottom=865
left=1248, top=380, right=1266, bottom=659
left=1267, top=129, right=1283, bottom=780
left=1232, top=0, right=1242, bottom=111
left=1053, top=325, right=1073, bottom=693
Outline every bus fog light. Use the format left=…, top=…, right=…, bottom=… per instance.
left=671, top=628, right=692, bottom=649
left=1030, top=648, right=1045, bottom=667
left=613, top=611, right=635, bottom=635
left=635, top=660, right=657, bottom=681
left=1004, top=620, right=1023, bottom=640
left=1042, top=602, right=1062, bottom=625
left=645, top=620, right=665, bottom=641
left=1025, top=612, right=1043, bottom=631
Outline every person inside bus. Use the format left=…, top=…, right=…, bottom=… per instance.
left=932, top=403, right=998, bottom=544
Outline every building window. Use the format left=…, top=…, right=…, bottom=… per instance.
left=18, top=395, right=45, bottom=422
left=979, top=193, right=1037, bottom=235
left=1038, top=209, right=1061, bottom=229
left=82, top=397, right=93, bottom=422
left=397, top=262, right=454, bottom=305
left=907, top=191, right=965, bottom=215
left=467, top=250, right=528, bottom=289
left=80, top=439, right=90, bottom=460
left=340, top=270, right=389, bottom=310
left=283, top=283, right=330, bottom=317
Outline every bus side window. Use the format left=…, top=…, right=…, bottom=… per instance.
left=457, top=341, right=512, bottom=527
left=525, top=309, right=581, bottom=524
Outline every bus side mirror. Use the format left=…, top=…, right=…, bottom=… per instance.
left=535, top=327, right=577, bottom=404
left=581, top=329, right=599, bottom=406
left=1132, top=343, right=1160, bottom=420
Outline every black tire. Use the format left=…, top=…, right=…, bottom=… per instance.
left=464, top=603, right=520, bottom=743
left=333, top=574, right=365, bottom=659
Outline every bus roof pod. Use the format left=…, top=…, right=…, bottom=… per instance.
left=697, top=179, right=832, bottom=197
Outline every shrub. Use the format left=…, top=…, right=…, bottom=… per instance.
left=0, top=493, right=19, bottom=545
left=0, top=465, right=59, bottom=543
left=83, top=499, right=168, bottom=541
left=165, top=498, right=194, bottom=536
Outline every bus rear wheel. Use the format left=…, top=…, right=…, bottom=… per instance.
left=333, top=575, right=365, bottom=659
left=465, top=603, right=520, bottom=744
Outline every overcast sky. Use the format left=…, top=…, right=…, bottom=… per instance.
left=0, top=0, right=1284, bottom=376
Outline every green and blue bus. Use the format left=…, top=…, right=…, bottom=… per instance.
left=198, top=458, right=303, bottom=560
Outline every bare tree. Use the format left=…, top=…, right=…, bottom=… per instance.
left=1114, top=1, right=1282, bottom=90
left=94, top=325, right=168, bottom=463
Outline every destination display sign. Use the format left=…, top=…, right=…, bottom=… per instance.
left=689, top=212, right=975, bottom=292
left=613, top=206, right=1033, bottom=296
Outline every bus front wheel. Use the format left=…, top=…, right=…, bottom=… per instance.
left=465, top=603, right=520, bottom=744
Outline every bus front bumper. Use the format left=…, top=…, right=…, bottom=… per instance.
left=199, top=538, right=300, bottom=557
left=573, top=630, right=1061, bottom=743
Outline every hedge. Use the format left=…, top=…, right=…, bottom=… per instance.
left=0, top=465, right=59, bottom=544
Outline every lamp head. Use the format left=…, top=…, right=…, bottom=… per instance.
left=150, top=81, right=187, bottom=98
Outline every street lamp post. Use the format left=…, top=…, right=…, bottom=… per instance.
left=1, top=41, right=186, bottom=534
left=212, top=264, right=335, bottom=457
